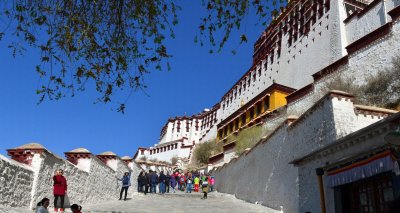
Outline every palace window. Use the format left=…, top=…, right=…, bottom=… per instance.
left=270, top=52, right=274, bottom=64
left=264, top=97, right=270, bottom=111
left=253, top=72, right=256, bottom=82
left=235, top=119, right=239, bottom=130
left=258, top=68, right=261, bottom=77
left=243, top=79, right=247, bottom=90
left=250, top=107, right=255, bottom=119
left=325, top=0, right=330, bottom=12
left=241, top=113, right=246, bottom=126
left=256, top=102, right=262, bottom=116
left=247, top=76, right=251, bottom=85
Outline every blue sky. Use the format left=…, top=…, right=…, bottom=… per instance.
left=0, top=2, right=268, bottom=158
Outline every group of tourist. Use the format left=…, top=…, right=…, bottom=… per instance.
left=35, top=169, right=82, bottom=213
left=136, top=170, right=215, bottom=199
left=36, top=168, right=215, bottom=213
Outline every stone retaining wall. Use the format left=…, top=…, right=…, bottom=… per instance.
left=0, top=147, right=141, bottom=210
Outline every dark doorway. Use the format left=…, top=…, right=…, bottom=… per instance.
left=338, top=172, right=395, bottom=213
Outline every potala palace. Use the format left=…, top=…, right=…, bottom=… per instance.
left=1, top=0, right=400, bottom=212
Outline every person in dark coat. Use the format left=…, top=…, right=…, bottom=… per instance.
left=53, top=169, right=67, bottom=212
left=146, top=171, right=152, bottom=193
left=141, top=172, right=150, bottom=195
left=165, top=172, right=171, bottom=193
left=117, top=171, right=131, bottom=200
left=137, top=171, right=144, bottom=192
left=158, top=171, right=166, bottom=194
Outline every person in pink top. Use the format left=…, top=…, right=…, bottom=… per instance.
left=210, top=176, right=215, bottom=192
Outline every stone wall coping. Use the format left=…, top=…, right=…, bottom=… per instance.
left=98, top=151, right=117, bottom=156
left=290, top=112, right=400, bottom=166
left=288, top=90, right=354, bottom=130
left=12, top=143, right=45, bottom=150
left=346, top=22, right=392, bottom=55
left=354, top=104, right=398, bottom=115
left=134, top=160, right=171, bottom=167
left=121, top=156, right=133, bottom=161
left=223, top=141, right=237, bottom=151
left=65, top=148, right=91, bottom=154
left=209, top=152, right=224, bottom=163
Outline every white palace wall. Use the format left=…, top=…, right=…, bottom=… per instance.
left=211, top=91, right=394, bottom=212
left=0, top=146, right=141, bottom=210
left=219, top=0, right=348, bottom=121
left=212, top=94, right=338, bottom=212
left=211, top=6, right=400, bottom=211
left=0, top=155, right=34, bottom=208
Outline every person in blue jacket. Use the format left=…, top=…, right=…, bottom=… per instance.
left=117, top=171, right=131, bottom=200
left=151, top=171, right=159, bottom=193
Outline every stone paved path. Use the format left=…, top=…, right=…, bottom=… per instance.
left=83, top=191, right=279, bottom=213
left=0, top=191, right=280, bottom=213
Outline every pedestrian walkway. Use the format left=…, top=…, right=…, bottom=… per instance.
left=83, top=191, right=279, bottom=213
left=0, top=192, right=280, bottom=213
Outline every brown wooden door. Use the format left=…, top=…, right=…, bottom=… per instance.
left=349, top=173, right=394, bottom=213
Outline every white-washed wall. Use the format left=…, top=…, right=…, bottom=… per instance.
left=30, top=152, right=90, bottom=208
left=223, top=149, right=236, bottom=163
left=213, top=124, right=295, bottom=212
left=387, top=0, right=400, bottom=13
left=212, top=92, right=388, bottom=213
left=345, top=1, right=387, bottom=45
left=346, top=25, right=400, bottom=85
left=0, top=155, right=34, bottom=208
left=219, top=0, right=347, bottom=121
left=0, top=149, right=141, bottom=210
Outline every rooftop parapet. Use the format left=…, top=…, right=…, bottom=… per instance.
left=64, top=148, right=92, bottom=165
left=7, top=143, right=47, bottom=165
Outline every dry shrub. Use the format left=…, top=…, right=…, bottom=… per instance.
left=322, top=56, right=400, bottom=110
left=359, top=56, right=400, bottom=109
left=192, top=139, right=223, bottom=166
left=170, top=156, right=178, bottom=165
left=234, top=125, right=270, bottom=155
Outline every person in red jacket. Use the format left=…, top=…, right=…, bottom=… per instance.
left=53, top=169, right=67, bottom=212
